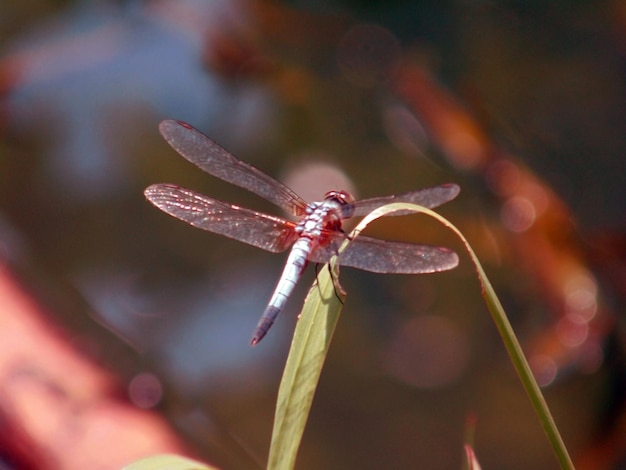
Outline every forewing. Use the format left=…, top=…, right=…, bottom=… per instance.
left=351, top=183, right=460, bottom=217
left=159, top=120, right=308, bottom=216
left=145, top=184, right=298, bottom=253
left=308, top=232, right=458, bottom=274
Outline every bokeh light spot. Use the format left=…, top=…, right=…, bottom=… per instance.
left=500, top=196, right=536, bottom=232
left=556, top=314, right=589, bottom=348
left=529, top=354, right=558, bottom=387
left=564, top=273, right=598, bottom=321
left=282, top=159, right=356, bottom=204
left=128, top=372, right=163, bottom=409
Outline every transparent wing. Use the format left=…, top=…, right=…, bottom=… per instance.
left=159, top=120, right=308, bottom=216
left=145, top=184, right=299, bottom=253
left=308, top=232, right=459, bottom=274
left=350, top=183, right=460, bottom=217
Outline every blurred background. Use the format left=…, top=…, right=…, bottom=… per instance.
left=0, top=0, right=625, bottom=468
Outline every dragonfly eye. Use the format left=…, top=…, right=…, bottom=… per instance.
left=324, top=190, right=355, bottom=217
left=324, top=190, right=355, bottom=206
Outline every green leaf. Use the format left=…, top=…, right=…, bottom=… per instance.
left=355, top=202, right=574, bottom=469
left=122, top=454, right=218, bottom=470
left=267, top=259, right=345, bottom=470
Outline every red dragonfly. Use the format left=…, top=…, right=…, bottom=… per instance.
left=145, top=120, right=459, bottom=345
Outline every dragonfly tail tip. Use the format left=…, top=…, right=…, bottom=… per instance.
left=250, top=330, right=267, bottom=346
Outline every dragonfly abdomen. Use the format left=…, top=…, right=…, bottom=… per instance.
left=250, top=237, right=313, bottom=345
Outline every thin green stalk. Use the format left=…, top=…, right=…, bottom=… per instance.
left=267, top=202, right=574, bottom=470
left=267, top=262, right=344, bottom=470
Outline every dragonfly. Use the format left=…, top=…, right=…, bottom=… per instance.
left=145, top=120, right=460, bottom=345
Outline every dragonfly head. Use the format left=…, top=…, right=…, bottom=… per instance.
left=323, top=190, right=356, bottom=217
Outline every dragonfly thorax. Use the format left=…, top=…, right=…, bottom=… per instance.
left=296, top=198, right=346, bottom=239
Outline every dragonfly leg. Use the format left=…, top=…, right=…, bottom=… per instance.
left=328, top=264, right=347, bottom=298
left=313, top=263, right=346, bottom=300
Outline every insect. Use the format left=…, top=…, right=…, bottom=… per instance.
left=145, top=120, right=459, bottom=345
